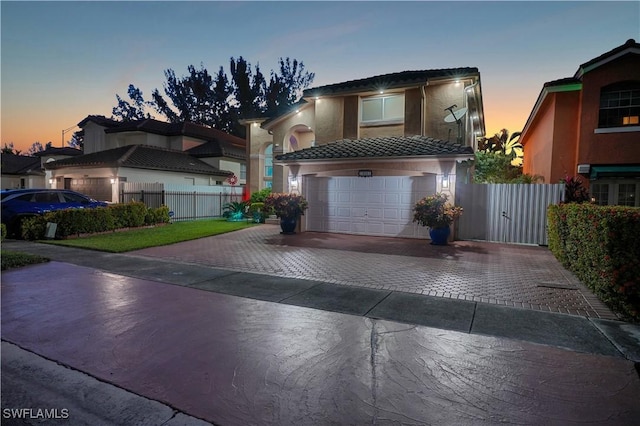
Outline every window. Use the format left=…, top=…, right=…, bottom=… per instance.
left=590, top=183, right=609, bottom=205
left=590, top=180, right=639, bottom=207
left=361, top=94, right=404, bottom=124
left=618, top=183, right=637, bottom=206
left=598, top=82, right=640, bottom=128
left=264, top=144, right=273, bottom=178
left=240, top=164, right=247, bottom=180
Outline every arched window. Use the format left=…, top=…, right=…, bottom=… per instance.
left=599, top=81, right=640, bottom=128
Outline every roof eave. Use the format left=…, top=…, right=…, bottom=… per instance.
left=520, top=82, right=582, bottom=140
left=275, top=153, right=475, bottom=166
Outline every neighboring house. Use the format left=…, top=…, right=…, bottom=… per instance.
left=520, top=39, right=640, bottom=206
left=242, top=67, right=485, bottom=237
left=46, top=116, right=246, bottom=202
left=1, top=147, right=82, bottom=190
left=47, top=145, right=233, bottom=202
left=1, top=154, right=44, bottom=189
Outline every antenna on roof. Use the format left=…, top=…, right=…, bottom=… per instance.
left=444, top=105, right=467, bottom=144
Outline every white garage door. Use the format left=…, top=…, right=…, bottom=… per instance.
left=304, top=176, right=435, bottom=238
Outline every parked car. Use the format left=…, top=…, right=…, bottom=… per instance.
left=1, top=189, right=108, bottom=237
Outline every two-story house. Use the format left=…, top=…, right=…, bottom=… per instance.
left=243, top=68, right=485, bottom=238
left=520, top=39, right=640, bottom=206
left=47, top=116, right=246, bottom=202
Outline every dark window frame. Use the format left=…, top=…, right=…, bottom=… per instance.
left=598, top=81, right=640, bottom=128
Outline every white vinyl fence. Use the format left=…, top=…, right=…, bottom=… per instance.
left=120, top=183, right=243, bottom=221
left=456, top=183, right=565, bottom=245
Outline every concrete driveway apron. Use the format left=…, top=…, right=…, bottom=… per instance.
left=133, top=225, right=615, bottom=319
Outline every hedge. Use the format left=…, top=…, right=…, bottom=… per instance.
left=547, top=203, right=640, bottom=321
left=21, top=202, right=170, bottom=240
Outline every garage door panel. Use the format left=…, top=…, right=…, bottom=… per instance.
left=305, top=175, right=436, bottom=238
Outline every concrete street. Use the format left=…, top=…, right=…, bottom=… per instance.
left=2, top=225, right=639, bottom=425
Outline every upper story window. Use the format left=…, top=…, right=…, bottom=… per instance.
left=361, top=94, right=404, bottom=124
left=598, top=82, right=640, bottom=128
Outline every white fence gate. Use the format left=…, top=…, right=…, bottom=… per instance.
left=121, top=183, right=243, bottom=221
left=456, top=183, right=565, bottom=245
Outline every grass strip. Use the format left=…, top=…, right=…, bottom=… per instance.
left=1, top=250, right=49, bottom=271
left=42, top=218, right=256, bottom=253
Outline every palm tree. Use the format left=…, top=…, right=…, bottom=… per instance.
left=477, top=129, right=523, bottom=166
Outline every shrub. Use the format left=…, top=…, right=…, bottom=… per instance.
left=547, top=203, right=640, bottom=321
left=263, top=193, right=308, bottom=219
left=250, top=188, right=272, bottom=204
left=223, top=201, right=248, bottom=221
left=145, top=205, right=171, bottom=225
left=413, top=193, right=463, bottom=229
left=1, top=223, right=6, bottom=241
left=249, top=202, right=266, bottom=223
left=19, top=202, right=170, bottom=240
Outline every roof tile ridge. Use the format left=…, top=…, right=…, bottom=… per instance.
left=117, top=145, right=138, bottom=165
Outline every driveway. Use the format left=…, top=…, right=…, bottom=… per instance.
left=132, top=224, right=616, bottom=319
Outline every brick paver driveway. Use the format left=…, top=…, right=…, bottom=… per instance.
left=132, top=224, right=616, bottom=319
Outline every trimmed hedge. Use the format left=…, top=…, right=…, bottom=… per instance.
left=547, top=203, right=640, bottom=321
left=21, top=202, right=170, bottom=240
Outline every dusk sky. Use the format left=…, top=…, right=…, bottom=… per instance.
left=1, top=1, right=638, bottom=152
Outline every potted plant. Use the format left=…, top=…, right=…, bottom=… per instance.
left=264, top=193, right=309, bottom=234
left=412, top=193, right=463, bottom=245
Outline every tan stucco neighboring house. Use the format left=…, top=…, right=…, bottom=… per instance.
left=45, top=116, right=246, bottom=202
left=242, top=68, right=484, bottom=238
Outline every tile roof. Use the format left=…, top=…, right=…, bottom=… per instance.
left=303, top=68, right=479, bottom=97
left=578, top=38, right=639, bottom=73
left=275, top=135, right=473, bottom=162
left=543, top=77, right=581, bottom=88
left=1, top=155, right=43, bottom=175
left=33, top=147, right=83, bottom=157
left=45, top=145, right=232, bottom=177
left=79, top=116, right=245, bottom=151
left=186, top=140, right=246, bottom=160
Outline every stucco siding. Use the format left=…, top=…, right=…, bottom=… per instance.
left=522, top=96, right=556, bottom=183
left=550, top=91, right=581, bottom=183
left=578, top=54, right=640, bottom=165
left=404, top=88, right=422, bottom=136
left=424, top=83, right=466, bottom=142
left=315, top=98, right=344, bottom=144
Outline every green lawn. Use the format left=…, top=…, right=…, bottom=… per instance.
left=43, top=218, right=257, bottom=253
left=1, top=250, right=49, bottom=271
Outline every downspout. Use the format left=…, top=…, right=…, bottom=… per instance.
left=420, top=82, right=428, bottom=136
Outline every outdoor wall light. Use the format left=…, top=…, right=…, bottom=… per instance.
left=110, top=178, right=116, bottom=184
left=49, top=178, right=54, bottom=184
left=442, top=174, right=449, bottom=188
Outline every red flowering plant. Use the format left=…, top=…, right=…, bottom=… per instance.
left=413, top=193, right=463, bottom=229
left=264, top=193, right=309, bottom=219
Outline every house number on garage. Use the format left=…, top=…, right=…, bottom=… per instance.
left=358, top=170, right=373, bottom=178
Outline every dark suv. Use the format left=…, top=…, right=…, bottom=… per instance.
left=1, top=189, right=108, bottom=237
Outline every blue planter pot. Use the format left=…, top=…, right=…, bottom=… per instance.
left=429, top=226, right=450, bottom=245
left=280, top=217, right=297, bottom=234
